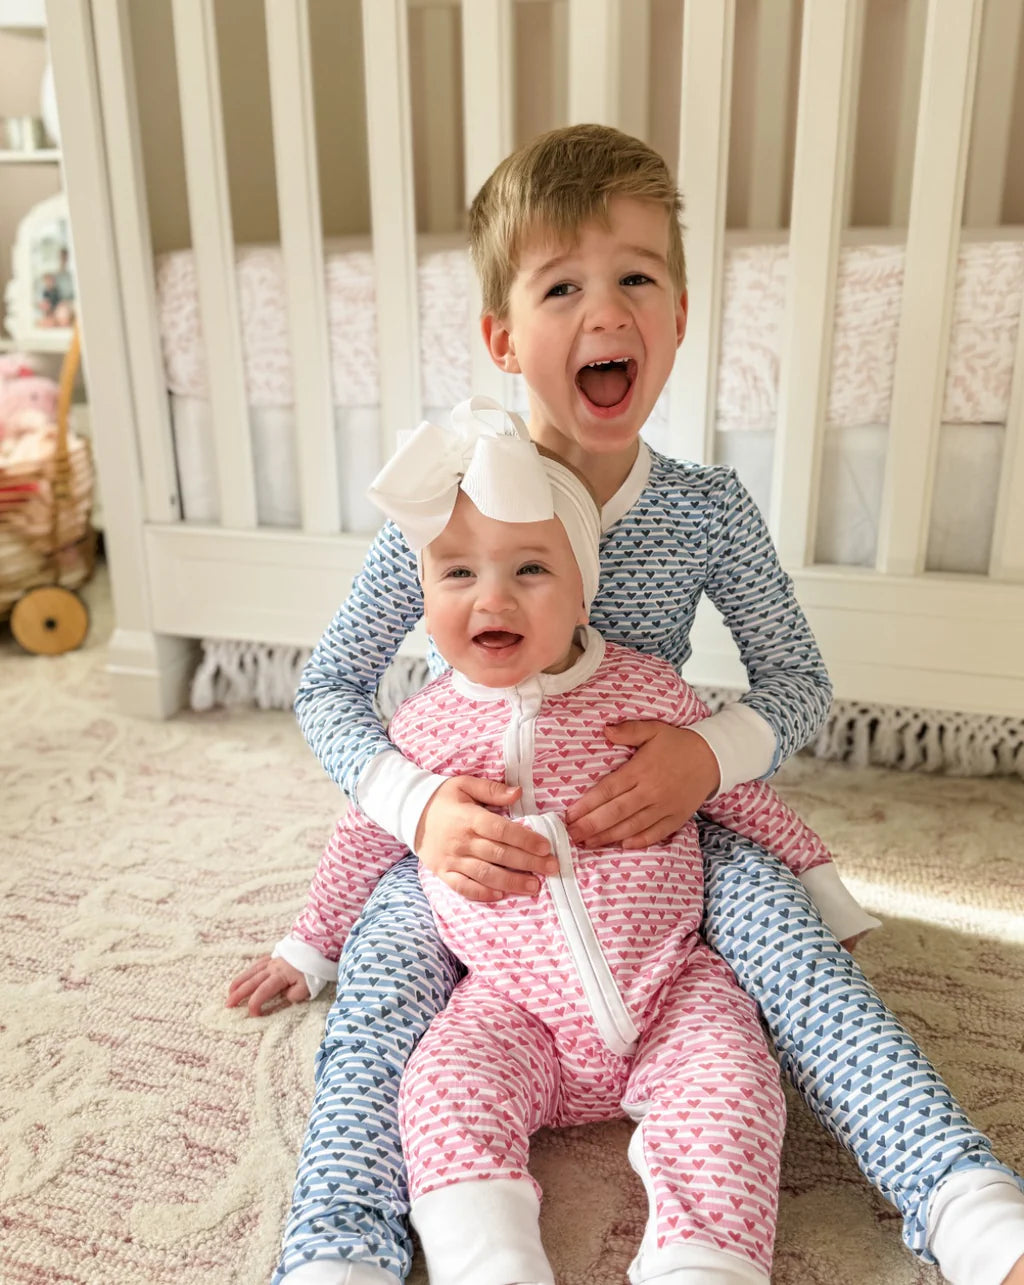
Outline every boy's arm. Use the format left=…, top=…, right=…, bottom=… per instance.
left=293, top=520, right=451, bottom=843
left=294, top=520, right=424, bottom=797
left=702, top=468, right=833, bottom=778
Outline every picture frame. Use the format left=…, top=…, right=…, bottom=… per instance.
left=2, top=192, right=77, bottom=352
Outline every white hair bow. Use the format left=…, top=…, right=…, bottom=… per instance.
left=368, top=396, right=601, bottom=608
left=369, top=397, right=556, bottom=551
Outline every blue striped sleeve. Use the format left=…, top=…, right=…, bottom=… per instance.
left=702, top=468, right=833, bottom=769
left=293, top=521, right=424, bottom=797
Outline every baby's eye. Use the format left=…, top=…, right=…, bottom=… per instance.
left=517, top=562, right=546, bottom=576
left=444, top=567, right=473, bottom=580
left=546, top=282, right=577, bottom=298
left=622, top=273, right=653, bottom=287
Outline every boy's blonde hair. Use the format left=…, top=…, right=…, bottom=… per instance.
left=469, top=123, right=686, bottom=319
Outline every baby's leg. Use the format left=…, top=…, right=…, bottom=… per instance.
left=699, top=818, right=1024, bottom=1285
left=400, top=980, right=560, bottom=1285
left=623, top=944, right=784, bottom=1285
left=274, top=855, right=463, bottom=1285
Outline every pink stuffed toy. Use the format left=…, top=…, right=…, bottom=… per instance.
left=0, top=356, right=60, bottom=452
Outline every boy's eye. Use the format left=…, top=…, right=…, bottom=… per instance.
left=517, top=562, right=546, bottom=576
left=622, top=273, right=653, bottom=287
left=444, top=567, right=473, bottom=580
left=545, top=282, right=577, bottom=298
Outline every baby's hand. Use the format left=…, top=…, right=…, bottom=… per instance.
left=226, top=953, right=310, bottom=1017
left=416, top=776, right=559, bottom=902
left=566, top=722, right=720, bottom=849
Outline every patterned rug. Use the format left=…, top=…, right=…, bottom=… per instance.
left=1, top=565, right=1022, bottom=1285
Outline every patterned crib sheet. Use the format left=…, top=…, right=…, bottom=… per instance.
left=155, top=236, right=1024, bottom=429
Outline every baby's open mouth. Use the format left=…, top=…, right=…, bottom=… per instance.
left=576, top=357, right=637, bottom=409
left=473, top=630, right=523, bottom=650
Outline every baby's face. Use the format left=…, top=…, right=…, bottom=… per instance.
left=421, top=492, right=587, bottom=687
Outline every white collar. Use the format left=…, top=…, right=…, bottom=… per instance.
left=450, top=625, right=606, bottom=703
left=600, top=441, right=651, bottom=532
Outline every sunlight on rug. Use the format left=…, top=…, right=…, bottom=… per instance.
left=1, top=566, right=1022, bottom=1284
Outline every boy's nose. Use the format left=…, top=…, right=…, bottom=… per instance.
left=586, top=289, right=631, bottom=332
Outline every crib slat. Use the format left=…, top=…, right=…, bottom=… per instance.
left=889, top=0, right=927, bottom=227
left=90, top=0, right=180, bottom=524
left=170, top=0, right=257, bottom=530
left=618, top=0, right=650, bottom=141
left=747, top=0, right=793, bottom=230
left=963, top=0, right=1024, bottom=227
left=876, top=0, right=983, bottom=577
left=461, top=0, right=515, bottom=404
left=568, top=0, right=621, bottom=127
left=667, top=0, right=734, bottom=466
left=990, top=286, right=1024, bottom=580
left=420, top=5, right=462, bottom=234
left=362, top=0, right=421, bottom=455
left=264, top=0, right=339, bottom=535
left=771, top=0, right=861, bottom=569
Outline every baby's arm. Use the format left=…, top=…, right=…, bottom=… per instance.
left=226, top=806, right=409, bottom=1016
left=667, top=678, right=879, bottom=943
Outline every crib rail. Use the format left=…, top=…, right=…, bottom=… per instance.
left=48, top=0, right=1024, bottom=718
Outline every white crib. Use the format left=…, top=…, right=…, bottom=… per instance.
left=46, top=0, right=1024, bottom=738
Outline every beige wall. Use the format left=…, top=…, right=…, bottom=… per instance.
left=0, top=28, right=60, bottom=331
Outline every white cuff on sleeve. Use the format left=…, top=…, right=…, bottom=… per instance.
left=356, top=749, right=448, bottom=852
left=927, top=1169, right=1024, bottom=1285
left=273, top=936, right=338, bottom=1001
left=798, top=864, right=882, bottom=942
left=689, top=703, right=777, bottom=797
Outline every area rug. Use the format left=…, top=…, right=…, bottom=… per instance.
left=1, top=567, right=1022, bottom=1284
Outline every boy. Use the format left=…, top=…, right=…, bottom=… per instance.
left=271, top=127, right=1024, bottom=1285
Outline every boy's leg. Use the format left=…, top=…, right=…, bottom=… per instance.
left=401, top=980, right=559, bottom=1285
left=623, top=944, right=784, bottom=1285
left=698, top=818, right=1024, bottom=1284
left=274, top=855, right=463, bottom=1285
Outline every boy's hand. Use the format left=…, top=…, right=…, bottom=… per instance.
left=226, top=954, right=311, bottom=1017
left=416, top=776, right=558, bottom=902
left=565, top=722, right=720, bottom=849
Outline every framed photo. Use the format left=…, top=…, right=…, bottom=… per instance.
left=2, top=193, right=77, bottom=352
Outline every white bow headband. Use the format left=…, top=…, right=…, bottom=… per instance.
left=367, top=396, right=601, bottom=608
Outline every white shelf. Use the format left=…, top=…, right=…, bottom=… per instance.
left=0, top=0, right=46, bottom=28
left=0, top=148, right=60, bottom=164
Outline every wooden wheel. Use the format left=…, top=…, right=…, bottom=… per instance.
left=10, top=584, right=90, bottom=655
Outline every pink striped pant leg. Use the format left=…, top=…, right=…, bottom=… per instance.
left=623, top=945, right=785, bottom=1284
left=399, top=979, right=560, bottom=1285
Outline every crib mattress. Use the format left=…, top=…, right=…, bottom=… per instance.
left=170, top=394, right=1002, bottom=575
left=155, top=235, right=1024, bottom=429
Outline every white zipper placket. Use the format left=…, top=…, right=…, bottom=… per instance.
left=502, top=682, right=639, bottom=1057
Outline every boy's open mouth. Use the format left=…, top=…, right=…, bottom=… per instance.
left=575, top=357, right=637, bottom=410
left=473, top=630, right=523, bottom=652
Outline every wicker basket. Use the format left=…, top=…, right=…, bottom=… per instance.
left=0, top=325, right=96, bottom=619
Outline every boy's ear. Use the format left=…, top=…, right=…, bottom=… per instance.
left=481, top=314, right=522, bottom=374
left=675, top=290, right=688, bottom=350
